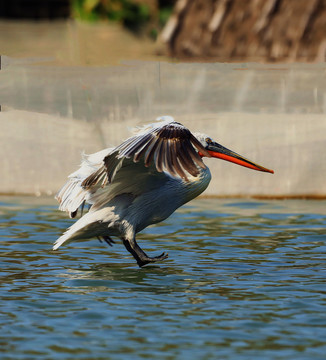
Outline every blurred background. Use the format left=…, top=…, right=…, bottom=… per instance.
left=1, top=0, right=326, bottom=196
left=1, top=0, right=326, bottom=63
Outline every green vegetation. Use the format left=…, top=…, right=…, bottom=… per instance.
left=71, top=0, right=174, bottom=37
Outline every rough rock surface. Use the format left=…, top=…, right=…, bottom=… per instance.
left=159, top=0, right=326, bottom=62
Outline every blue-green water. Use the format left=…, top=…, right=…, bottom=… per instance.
left=1, top=197, right=326, bottom=359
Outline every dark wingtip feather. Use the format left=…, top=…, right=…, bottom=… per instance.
left=82, top=166, right=107, bottom=189
left=69, top=210, right=78, bottom=218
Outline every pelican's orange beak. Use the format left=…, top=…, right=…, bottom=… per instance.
left=203, top=141, right=274, bottom=174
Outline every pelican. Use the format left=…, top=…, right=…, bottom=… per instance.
left=54, top=116, right=273, bottom=266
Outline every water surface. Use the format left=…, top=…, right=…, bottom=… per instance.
left=1, top=197, right=326, bottom=359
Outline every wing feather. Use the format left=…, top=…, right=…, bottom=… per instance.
left=143, top=137, right=160, bottom=167
left=154, top=138, right=165, bottom=173
left=187, top=139, right=206, bottom=169
left=163, top=140, right=177, bottom=177
left=170, top=139, right=188, bottom=179
left=178, top=141, right=200, bottom=177
left=118, top=132, right=153, bottom=158
left=108, top=120, right=209, bottom=181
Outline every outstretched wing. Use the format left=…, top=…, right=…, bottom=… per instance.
left=58, top=119, right=211, bottom=216
left=83, top=120, right=211, bottom=191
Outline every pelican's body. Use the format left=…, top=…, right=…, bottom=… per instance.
left=54, top=116, right=273, bottom=266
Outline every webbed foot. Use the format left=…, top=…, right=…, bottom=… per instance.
left=98, top=236, right=116, bottom=247
left=122, top=238, right=168, bottom=267
left=137, top=252, right=169, bottom=267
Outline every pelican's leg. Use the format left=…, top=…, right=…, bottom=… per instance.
left=122, top=237, right=168, bottom=267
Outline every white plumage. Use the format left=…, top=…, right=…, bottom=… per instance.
left=54, top=116, right=273, bottom=266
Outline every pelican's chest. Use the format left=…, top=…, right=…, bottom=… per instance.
left=183, top=166, right=211, bottom=203
left=129, top=167, right=212, bottom=233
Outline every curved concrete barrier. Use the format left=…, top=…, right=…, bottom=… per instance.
left=0, top=109, right=325, bottom=198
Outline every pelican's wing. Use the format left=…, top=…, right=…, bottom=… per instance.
left=56, top=148, right=113, bottom=217
left=83, top=155, right=170, bottom=211
left=117, top=120, right=211, bottom=179
left=71, top=119, right=211, bottom=211
left=82, top=120, right=211, bottom=190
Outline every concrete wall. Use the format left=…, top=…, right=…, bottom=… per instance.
left=1, top=59, right=326, bottom=197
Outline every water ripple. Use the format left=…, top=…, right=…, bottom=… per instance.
left=1, top=196, right=326, bottom=359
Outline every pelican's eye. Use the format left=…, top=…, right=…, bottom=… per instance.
left=205, top=137, right=212, bottom=144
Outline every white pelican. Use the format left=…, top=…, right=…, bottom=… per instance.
left=54, top=116, right=273, bottom=266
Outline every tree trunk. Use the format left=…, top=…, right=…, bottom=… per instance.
left=159, top=0, right=326, bottom=62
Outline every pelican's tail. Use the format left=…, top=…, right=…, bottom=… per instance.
left=53, top=232, right=72, bottom=250
left=53, top=211, right=107, bottom=250
left=53, top=221, right=86, bottom=250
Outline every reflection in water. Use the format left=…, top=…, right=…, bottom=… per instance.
left=1, top=196, right=326, bottom=359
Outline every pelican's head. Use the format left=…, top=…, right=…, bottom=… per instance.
left=193, top=132, right=274, bottom=174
